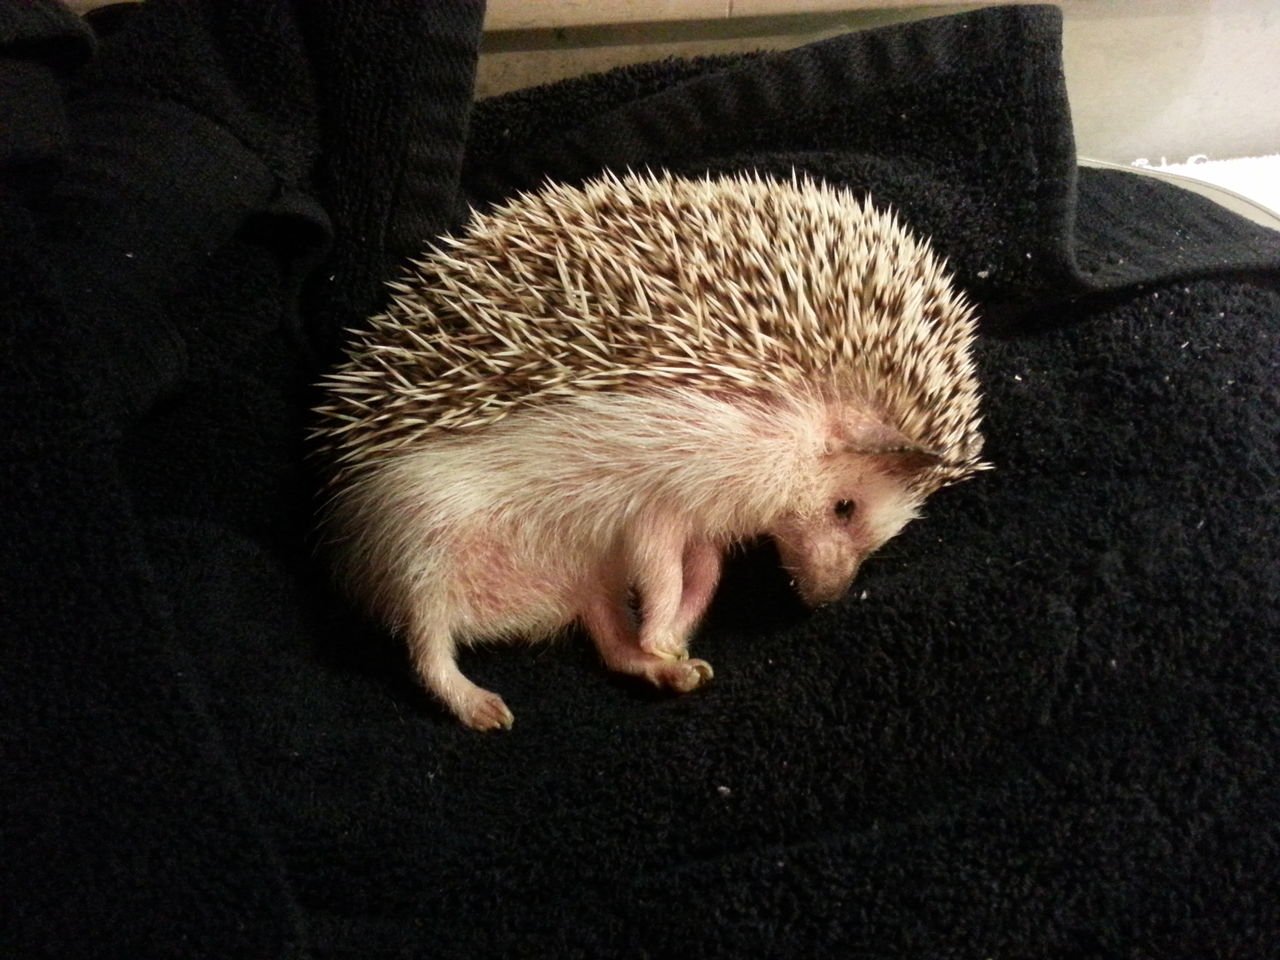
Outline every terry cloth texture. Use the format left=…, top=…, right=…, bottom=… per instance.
left=2, top=2, right=1277, bottom=957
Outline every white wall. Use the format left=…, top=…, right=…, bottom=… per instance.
left=1060, top=0, right=1279, bottom=162
left=478, top=0, right=1280, bottom=163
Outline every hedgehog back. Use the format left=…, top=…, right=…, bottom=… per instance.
left=313, top=171, right=984, bottom=492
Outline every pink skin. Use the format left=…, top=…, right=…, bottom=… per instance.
left=403, top=430, right=930, bottom=731
left=408, top=517, right=723, bottom=732
left=415, top=483, right=904, bottom=731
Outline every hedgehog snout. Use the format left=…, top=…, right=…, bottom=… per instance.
left=773, top=528, right=864, bottom=609
left=797, top=565, right=860, bottom=608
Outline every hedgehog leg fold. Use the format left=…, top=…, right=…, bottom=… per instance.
left=408, top=629, right=514, bottom=732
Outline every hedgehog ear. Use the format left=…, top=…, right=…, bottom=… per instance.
left=872, top=445, right=947, bottom=476
left=837, top=420, right=945, bottom=475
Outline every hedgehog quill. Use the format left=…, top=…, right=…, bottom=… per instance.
left=312, top=170, right=988, bottom=731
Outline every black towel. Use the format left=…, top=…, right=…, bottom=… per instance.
left=3, top=2, right=1277, bottom=957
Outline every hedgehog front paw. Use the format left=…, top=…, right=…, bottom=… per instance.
left=640, top=632, right=689, bottom=661
left=457, top=688, right=515, bottom=732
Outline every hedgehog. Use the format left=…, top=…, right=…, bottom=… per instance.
left=312, top=169, right=988, bottom=731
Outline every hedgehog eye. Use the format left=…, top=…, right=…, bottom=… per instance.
left=833, top=499, right=856, bottom=521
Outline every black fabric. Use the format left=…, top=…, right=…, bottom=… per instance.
left=3, top=2, right=1277, bottom=957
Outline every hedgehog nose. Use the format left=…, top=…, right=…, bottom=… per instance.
left=806, top=579, right=855, bottom=608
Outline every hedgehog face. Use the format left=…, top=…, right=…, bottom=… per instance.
left=769, top=455, right=923, bottom=607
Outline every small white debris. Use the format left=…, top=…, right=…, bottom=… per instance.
left=976, top=269, right=990, bottom=279
left=716, top=785, right=731, bottom=798
left=1013, top=374, right=1023, bottom=381
left=860, top=590, right=869, bottom=600
left=1180, top=341, right=1190, bottom=349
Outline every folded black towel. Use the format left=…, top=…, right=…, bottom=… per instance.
left=3, top=2, right=1276, bottom=957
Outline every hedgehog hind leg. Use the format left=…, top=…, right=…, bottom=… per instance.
left=407, top=627, right=514, bottom=732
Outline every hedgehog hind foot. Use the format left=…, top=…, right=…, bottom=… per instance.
left=454, top=686, right=515, bottom=731
left=435, top=676, right=515, bottom=732
left=412, top=640, right=514, bottom=731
